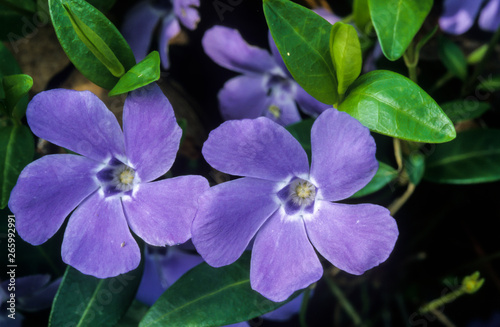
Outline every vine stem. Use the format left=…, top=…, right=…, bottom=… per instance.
left=388, top=183, right=416, bottom=216
left=299, top=287, right=312, bottom=327
left=325, top=277, right=362, bottom=326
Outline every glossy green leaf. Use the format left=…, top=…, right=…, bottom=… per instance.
left=49, top=264, right=143, bottom=327
left=440, top=100, right=490, bottom=123
left=263, top=0, right=338, bottom=105
left=109, top=51, right=161, bottom=96
left=339, top=70, right=456, bottom=143
left=140, top=252, right=296, bottom=327
left=438, top=37, right=467, bottom=81
left=369, top=0, right=433, bottom=61
left=0, top=124, right=34, bottom=209
left=330, top=22, right=362, bottom=97
left=2, top=74, right=33, bottom=120
left=286, top=118, right=314, bottom=160
left=353, top=0, right=371, bottom=33
left=406, top=153, right=425, bottom=185
left=0, top=43, right=22, bottom=76
left=351, top=161, right=398, bottom=198
left=425, top=129, right=500, bottom=184
left=49, top=0, right=136, bottom=89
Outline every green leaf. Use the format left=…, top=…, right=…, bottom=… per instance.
left=351, top=161, right=398, bottom=198
left=0, top=5, right=30, bottom=41
left=369, top=0, right=433, bottom=61
left=0, top=43, right=22, bottom=77
left=0, top=124, right=34, bottom=209
left=467, top=44, right=488, bottom=64
left=425, top=129, right=500, bottom=184
left=2, top=74, right=33, bottom=120
left=109, top=51, right=161, bottom=96
left=263, top=0, right=338, bottom=105
left=353, top=0, right=371, bottom=33
left=338, top=70, right=456, bottom=143
left=330, top=22, right=362, bottom=98
left=49, top=264, right=144, bottom=327
left=438, top=37, right=467, bottom=81
left=86, top=0, right=116, bottom=12
left=477, top=75, right=500, bottom=92
left=286, top=118, right=314, bottom=160
left=140, top=252, right=296, bottom=327
left=49, top=0, right=136, bottom=89
left=406, top=152, right=425, bottom=185
left=440, top=100, right=490, bottom=123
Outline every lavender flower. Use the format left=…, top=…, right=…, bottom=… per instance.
left=202, top=25, right=331, bottom=126
left=137, top=246, right=306, bottom=324
left=439, top=0, right=500, bottom=35
left=192, top=109, right=398, bottom=301
left=121, top=0, right=200, bottom=69
left=8, top=84, right=208, bottom=278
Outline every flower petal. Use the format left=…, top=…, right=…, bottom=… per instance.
left=62, top=193, right=140, bottom=278
left=262, top=290, right=304, bottom=321
left=310, top=109, right=377, bottom=201
left=158, top=13, right=181, bottom=69
left=268, top=31, right=290, bottom=78
left=9, top=154, right=98, bottom=245
left=263, top=91, right=301, bottom=126
left=203, top=117, right=309, bottom=181
left=123, top=175, right=209, bottom=246
left=295, top=85, right=330, bottom=117
left=479, top=0, right=500, bottom=32
left=123, top=83, right=182, bottom=182
left=305, top=201, right=398, bottom=275
left=27, top=89, right=125, bottom=162
left=439, top=0, right=484, bottom=35
left=174, top=0, right=200, bottom=30
left=192, top=177, right=280, bottom=267
left=218, top=75, right=268, bottom=120
left=203, top=26, right=278, bottom=75
left=251, top=210, right=323, bottom=302
left=121, top=1, right=163, bottom=63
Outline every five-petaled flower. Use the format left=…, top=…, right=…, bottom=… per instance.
left=9, top=84, right=208, bottom=278
left=122, top=0, right=200, bottom=69
left=192, top=108, right=399, bottom=301
left=202, top=25, right=331, bottom=126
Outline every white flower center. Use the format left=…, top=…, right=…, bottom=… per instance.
left=112, top=165, right=136, bottom=192
left=289, top=179, right=316, bottom=207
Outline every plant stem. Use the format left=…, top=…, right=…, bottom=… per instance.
left=388, top=182, right=416, bottom=215
left=325, top=276, right=362, bottom=326
left=299, top=287, right=311, bottom=327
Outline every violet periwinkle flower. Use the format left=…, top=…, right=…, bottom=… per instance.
left=202, top=25, right=331, bottom=126
left=192, top=108, right=399, bottom=302
left=439, top=0, right=500, bottom=35
left=8, top=84, right=209, bottom=278
left=137, top=246, right=305, bottom=325
left=122, top=0, right=200, bottom=69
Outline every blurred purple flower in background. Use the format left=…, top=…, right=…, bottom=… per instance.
left=122, top=0, right=200, bottom=69
left=439, top=0, right=500, bottom=34
left=192, top=109, right=399, bottom=301
left=9, top=84, right=208, bottom=278
left=0, top=275, right=60, bottom=326
left=202, top=25, right=331, bottom=126
left=137, top=246, right=306, bottom=325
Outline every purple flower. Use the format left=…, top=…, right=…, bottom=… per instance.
left=121, top=0, right=200, bottom=69
left=8, top=84, right=209, bottom=278
left=202, top=25, right=331, bottom=126
left=191, top=109, right=398, bottom=301
left=439, top=0, right=500, bottom=35
left=137, top=246, right=305, bottom=324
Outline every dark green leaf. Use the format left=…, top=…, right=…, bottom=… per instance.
left=116, top=300, right=149, bottom=327
left=0, top=5, right=30, bottom=41
left=286, top=118, right=314, bottom=160
left=425, top=129, right=500, bottom=184
left=330, top=22, right=362, bottom=97
left=438, top=37, right=467, bottom=81
left=339, top=70, right=456, bottom=143
left=263, top=0, right=338, bottom=105
left=140, top=252, right=296, bottom=327
left=86, top=0, right=116, bottom=12
left=369, top=0, right=433, bottom=61
left=49, top=264, right=144, bottom=327
left=0, top=124, right=34, bottom=209
left=109, top=51, right=161, bottom=96
left=440, top=100, right=490, bottom=123
left=353, top=0, right=371, bottom=33
left=351, top=161, right=398, bottom=198
left=2, top=74, right=33, bottom=120
left=0, top=43, right=22, bottom=76
left=477, top=74, right=500, bottom=92
left=49, top=0, right=136, bottom=89
left=406, top=153, right=425, bottom=185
